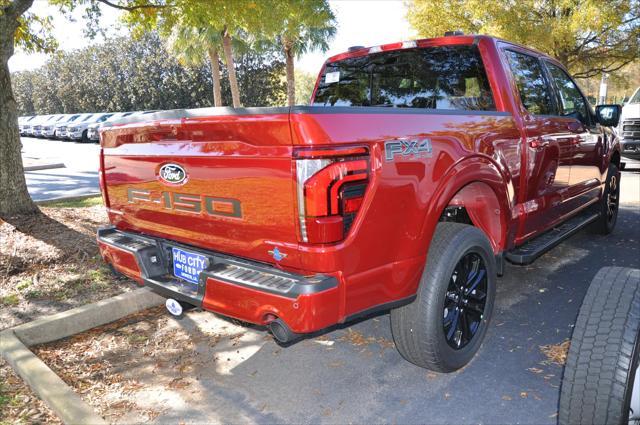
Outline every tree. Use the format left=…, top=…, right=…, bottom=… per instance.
left=11, top=32, right=288, bottom=113
left=11, top=69, right=36, bottom=115
left=265, top=0, right=335, bottom=105
left=406, top=0, right=640, bottom=78
left=294, top=69, right=317, bottom=105
left=0, top=0, right=54, bottom=216
left=167, top=25, right=225, bottom=106
left=116, top=0, right=256, bottom=107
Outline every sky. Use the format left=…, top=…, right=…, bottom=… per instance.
left=9, top=0, right=415, bottom=75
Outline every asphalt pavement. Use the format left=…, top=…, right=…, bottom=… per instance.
left=21, top=137, right=100, bottom=201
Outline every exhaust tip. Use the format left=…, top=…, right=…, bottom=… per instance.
left=268, top=318, right=301, bottom=344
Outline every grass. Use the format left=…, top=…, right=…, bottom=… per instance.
left=0, top=294, right=19, bottom=306
left=16, top=280, right=31, bottom=291
left=40, top=196, right=103, bottom=208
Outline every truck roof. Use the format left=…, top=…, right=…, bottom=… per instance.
left=326, top=34, right=553, bottom=64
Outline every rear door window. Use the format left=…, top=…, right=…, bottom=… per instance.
left=505, top=50, right=556, bottom=115
left=313, top=45, right=496, bottom=111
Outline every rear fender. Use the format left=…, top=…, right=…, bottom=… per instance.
left=421, top=156, right=513, bottom=256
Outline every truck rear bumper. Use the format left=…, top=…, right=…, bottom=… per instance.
left=96, top=226, right=341, bottom=334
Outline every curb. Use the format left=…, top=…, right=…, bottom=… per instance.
left=24, top=163, right=66, bottom=172
left=0, top=288, right=165, bottom=424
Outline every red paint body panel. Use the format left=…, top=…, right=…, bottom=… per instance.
left=98, top=35, right=620, bottom=333
left=97, top=240, right=143, bottom=284
left=202, top=277, right=341, bottom=333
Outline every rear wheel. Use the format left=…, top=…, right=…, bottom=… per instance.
left=559, top=267, right=640, bottom=425
left=390, top=222, right=496, bottom=372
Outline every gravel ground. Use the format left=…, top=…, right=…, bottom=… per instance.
left=0, top=201, right=137, bottom=425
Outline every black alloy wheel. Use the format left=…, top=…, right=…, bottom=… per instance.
left=606, top=172, right=619, bottom=224
left=592, top=163, right=620, bottom=235
left=443, top=252, right=488, bottom=349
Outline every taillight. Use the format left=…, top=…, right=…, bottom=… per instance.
left=294, top=146, right=369, bottom=244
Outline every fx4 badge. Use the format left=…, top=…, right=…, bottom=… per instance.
left=384, top=138, right=433, bottom=161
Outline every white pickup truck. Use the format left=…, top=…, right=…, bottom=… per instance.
left=620, top=87, right=640, bottom=160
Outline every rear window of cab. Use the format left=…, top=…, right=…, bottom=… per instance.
left=312, top=45, right=496, bottom=111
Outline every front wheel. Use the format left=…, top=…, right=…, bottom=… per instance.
left=592, top=163, right=620, bottom=235
left=390, top=222, right=496, bottom=372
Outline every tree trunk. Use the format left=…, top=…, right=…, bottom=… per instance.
left=221, top=28, right=241, bottom=108
left=207, top=46, right=223, bottom=107
left=284, top=43, right=296, bottom=106
left=0, top=0, right=38, bottom=218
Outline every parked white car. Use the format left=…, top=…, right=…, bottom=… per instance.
left=31, top=115, right=57, bottom=138
left=42, top=114, right=72, bottom=138
left=87, top=112, right=135, bottom=142
left=68, top=113, right=116, bottom=142
left=56, top=113, right=94, bottom=140
left=19, top=116, right=35, bottom=135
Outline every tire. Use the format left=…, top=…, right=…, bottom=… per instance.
left=559, top=267, right=640, bottom=425
left=81, top=130, right=88, bottom=143
left=390, top=222, right=497, bottom=372
left=592, top=163, right=620, bottom=235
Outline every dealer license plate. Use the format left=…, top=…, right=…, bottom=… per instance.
left=171, top=247, right=207, bottom=285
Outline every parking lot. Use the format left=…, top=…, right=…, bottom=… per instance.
left=26, top=151, right=640, bottom=423
left=22, top=137, right=100, bottom=201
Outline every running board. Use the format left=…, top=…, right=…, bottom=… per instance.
left=506, top=211, right=600, bottom=265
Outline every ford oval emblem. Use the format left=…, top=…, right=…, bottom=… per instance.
left=159, top=163, right=187, bottom=185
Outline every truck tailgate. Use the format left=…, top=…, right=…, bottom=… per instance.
left=100, top=108, right=298, bottom=266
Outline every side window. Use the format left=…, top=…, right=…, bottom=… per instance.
left=505, top=50, right=555, bottom=115
left=545, top=62, right=590, bottom=126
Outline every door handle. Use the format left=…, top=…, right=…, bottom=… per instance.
left=529, top=137, right=549, bottom=149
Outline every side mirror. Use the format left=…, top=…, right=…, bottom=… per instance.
left=595, top=104, right=622, bottom=127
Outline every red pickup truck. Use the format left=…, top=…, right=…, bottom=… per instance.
left=97, top=34, right=622, bottom=372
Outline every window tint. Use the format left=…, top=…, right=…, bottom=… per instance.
left=505, top=50, right=555, bottom=115
left=545, top=62, right=589, bottom=125
left=313, top=45, right=496, bottom=111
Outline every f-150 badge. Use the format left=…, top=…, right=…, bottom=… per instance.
left=385, top=138, right=432, bottom=161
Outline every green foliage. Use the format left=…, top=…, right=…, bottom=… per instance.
left=11, top=32, right=287, bottom=114
left=166, top=25, right=224, bottom=68
left=406, top=0, right=640, bottom=78
left=294, top=70, right=317, bottom=105
left=14, top=12, right=57, bottom=54
left=0, top=293, right=19, bottom=306
left=263, top=0, right=336, bottom=57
